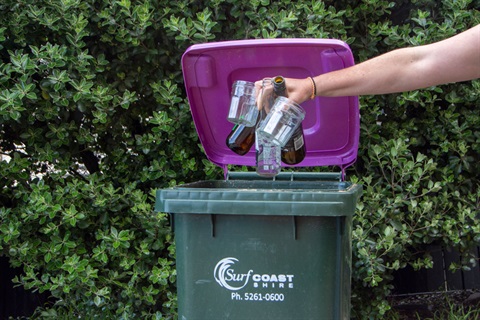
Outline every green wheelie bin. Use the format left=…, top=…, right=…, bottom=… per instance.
left=156, top=38, right=362, bottom=320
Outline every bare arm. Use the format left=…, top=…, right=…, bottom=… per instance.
left=277, top=25, right=480, bottom=105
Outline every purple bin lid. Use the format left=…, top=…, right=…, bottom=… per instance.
left=181, top=38, right=360, bottom=174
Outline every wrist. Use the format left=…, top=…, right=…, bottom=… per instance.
left=298, top=77, right=315, bottom=103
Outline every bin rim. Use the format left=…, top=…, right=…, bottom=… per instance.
left=155, top=172, right=362, bottom=217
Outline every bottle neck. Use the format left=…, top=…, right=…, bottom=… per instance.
left=273, top=76, right=286, bottom=97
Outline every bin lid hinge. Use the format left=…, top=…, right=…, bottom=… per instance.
left=341, top=167, right=346, bottom=181
left=223, top=165, right=228, bottom=180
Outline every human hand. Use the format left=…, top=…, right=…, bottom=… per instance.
left=254, top=77, right=312, bottom=110
left=282, top=77, right=312, bottom=105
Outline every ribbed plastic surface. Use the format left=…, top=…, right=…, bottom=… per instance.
left=156, top=172, right=361, bottom=217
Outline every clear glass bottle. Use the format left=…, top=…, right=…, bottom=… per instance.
left=256, top=78, right=281, bottom=177
left=256, top=119, right=281, bottom=177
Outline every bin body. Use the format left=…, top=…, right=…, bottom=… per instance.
left=156, top=173, right=362, bottom=320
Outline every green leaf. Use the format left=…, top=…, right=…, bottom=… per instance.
left=94, top=296, right=102, bottom=307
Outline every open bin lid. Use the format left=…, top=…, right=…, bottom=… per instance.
left=181, top=38, right=360, bottom=173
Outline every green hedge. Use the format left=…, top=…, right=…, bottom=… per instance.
left=0, top=0, right=479, bottom=318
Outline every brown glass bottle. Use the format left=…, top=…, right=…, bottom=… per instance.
left=226, top=121, right=257, bottom=155
left=273, top=76, right=307, bottom=165
left=281, top=124, right=306, bottom=164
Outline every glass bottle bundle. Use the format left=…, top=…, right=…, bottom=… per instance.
left=226, top=76, right=307, bottom=177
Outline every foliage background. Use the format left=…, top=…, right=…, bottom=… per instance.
left=0, top=0, right=479, bottom=318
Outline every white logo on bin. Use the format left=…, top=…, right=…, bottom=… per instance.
left=214, top=257, right=294, bottom=291
left=214, top=257, right=252, bottom=291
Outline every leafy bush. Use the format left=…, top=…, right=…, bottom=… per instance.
left=0, top=0, right=479, bottom=318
